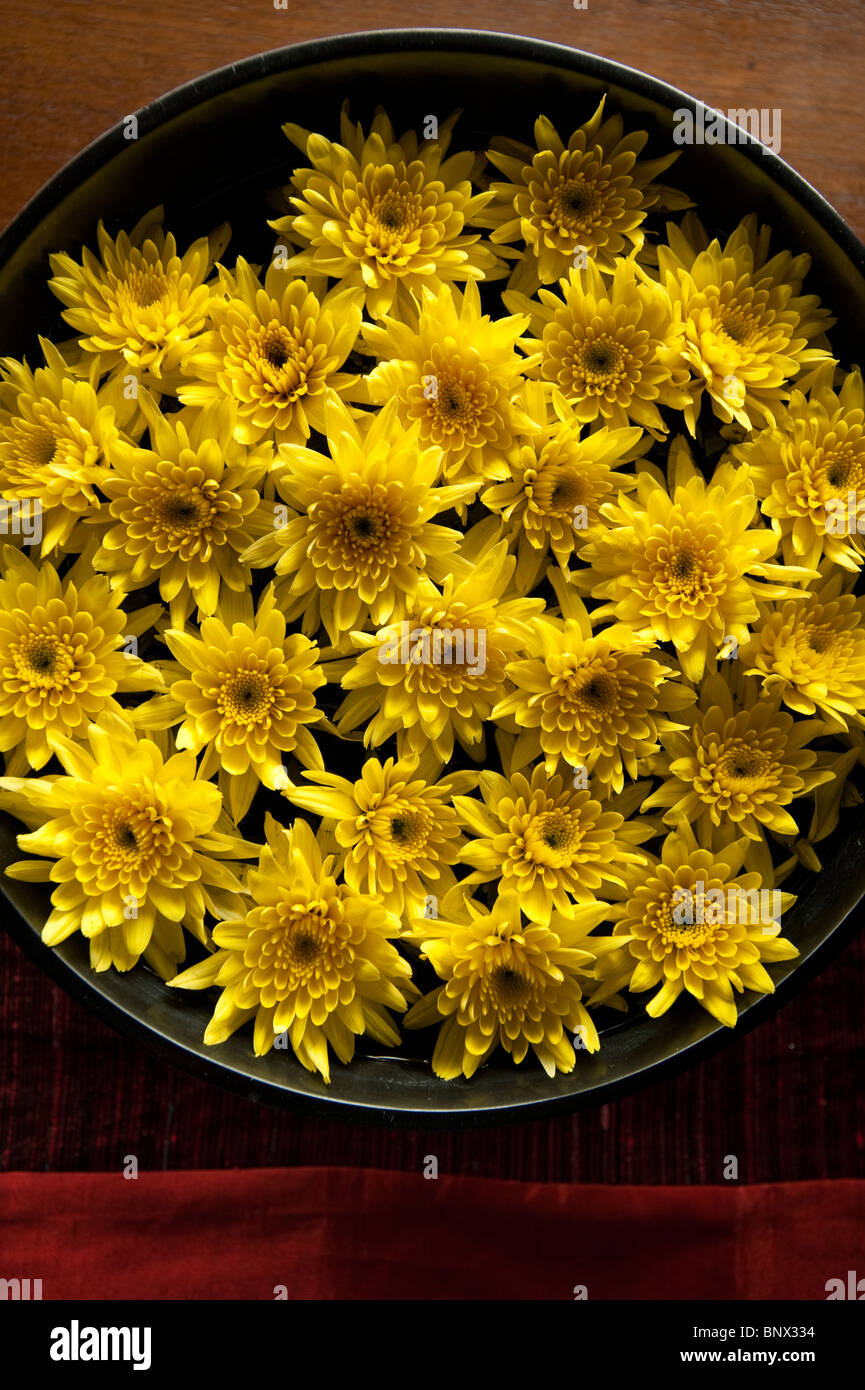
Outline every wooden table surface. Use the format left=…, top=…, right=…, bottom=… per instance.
left=3, top=0, right=864, bottom=239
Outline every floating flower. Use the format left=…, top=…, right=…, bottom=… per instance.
left=742, top=573, right=865, bottom=729
left=480, top=380, right=641, bottom=589
left=48, top=207, right=228, bottom=383
left=168, top=815, right=415, bottom=1082
left=657, top=212, right=835, bottom=432
left=285, top=753, right=473, bottom=922
left=491, top=586, right=693, bottom=793
left=92, top=394, right=278, bottom=625
left=140, top=586, right=326, bottom=824
left=243, top=393, right=477, bottom=644
left=454, top=761, right=655, bottom=923
left=642, top=669, right=833, bottom=846
left=335, top=536, right=544, bottom=766
left=0, top=715, right=255, bottom=978
left=0, top=339, right=120, bottom=553
left=591, top=823, right=798, bottom=1027
left=734, top=364, right=865, bottom=572
left=179, top=258, right=362, bottom=445
left=504, top=256, right=691, bottom=434
left=480, top=101, right=687, bottom=291
left=361, top=281, right=538, bottom=484
left=270, top=105, right=503, bottom=319
left=404, top=889, right=611, bottom=1078
left=578, top=438, right=815, bottom=681
left=0, top=547, right=161, bottom=773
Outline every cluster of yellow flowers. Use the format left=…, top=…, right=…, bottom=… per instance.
left=1, top=100, right=863, bottom=1084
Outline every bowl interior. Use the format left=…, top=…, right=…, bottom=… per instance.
left=2, top=30, right=864, bottom=1124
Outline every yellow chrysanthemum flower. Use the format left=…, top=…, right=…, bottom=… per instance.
left=0, top=547, right=161, bottom=773
left=138, top=586, right=326, bottom=824
left=454, top=761, right=656, bottom=924
left=479, top=101, right=686, bottom=291
left=742, top=573, right=865, bottom=729
left=168, top=815, right=415, bottom=1082
left=578, top=439, right=815, bottom=681
left=48, top=206, right=228, bottom=383
left=404, top=889, right=611, bottom=1078
left=242, top=393, right=477, bottom=645
left=734, top=364, right=865, bottom=572
left=0, top=339, right=120, bottom=554
left=491, top=584, right=693, bottom=792
left=285, top=753, right=473, bottom=922
left=657, top=211, right=835, bottom=432
left=0, top=714, right=255, bottom=978
left=179, top=258, right=362, bottom=445
left=480, top=380, right=642, bottom=589
left=334, top=536, right=544, bottom=766
left=590, top=823, right=798, bottom=1027
left=360, top=281, right=538, bottom=484
left=92, top=394, right=278, bottom=625
left=642, top=670, right=834, bottom=845
left=505, top=257, right=691, bottom=435
left=270, top=105, right=504, bottom=320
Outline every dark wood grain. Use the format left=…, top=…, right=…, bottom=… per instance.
left=3, top=0, right=864, bottom=237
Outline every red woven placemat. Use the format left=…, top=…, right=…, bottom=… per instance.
left=3, top=1167, right=863, bottom=1299
left=2, top=924, right=864, bottom=1181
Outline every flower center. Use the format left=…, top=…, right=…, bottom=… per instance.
left=577, top=670, right=616, bottom=708
left=158, top=490, right=212, bottom=529
left=114, top=822, right=139, bottom=852
left=218, top=669, right=273, bottom=725
left=359, top=179, right=425, bottom=262
left=428, top=370, right=485, bottom=435
left=288, top=926, right=323, bottom=966
left=388, top=807, right=427, bottom=849
left=344, top=507, right=384, bottom=548
left=128, top=268, right=169, bottom=308
left=15, top=632, right=76, bottom=690
left=720, top=311, right=751, bottom=345
left=560, top=180, right=596, bottom=218
left=721, top=748, right=765, bottom=780
left=651, top=893, right=715, bottom=949
left=21, top=426, right=57, bottom=469
left=264, top=338, right=291, bottom=369
left=585, top=340, right=621, bottom=377
left=376, top=193, right=410, bottom=231
left=547, top=469, right=583, bottom=513
left=665, top=548, right=708, bottom=596
left=89, top=801, right=173, bottom=882
left=252, top=325, right=308, bottom=401
left=524, top=808, right=582, bottom=867
left=490, top=963, right=530, bottom=1005
left=713, top=741, right=776, bottom=796
left=245, top=901, right=347, bottom=988
left=805, top=627, right=834, bottom=655
left=368, top=799, right=434, bottom=864
left=824, top=448, right=857, bottom=491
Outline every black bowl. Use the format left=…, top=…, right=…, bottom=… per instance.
left=2, top=28, right=864, bottom=1126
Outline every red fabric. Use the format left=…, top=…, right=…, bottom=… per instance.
left=2, top=1167, right=863, bottom=1299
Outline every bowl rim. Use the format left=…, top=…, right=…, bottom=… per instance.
left=2, top=26, right=864, bottom=1129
